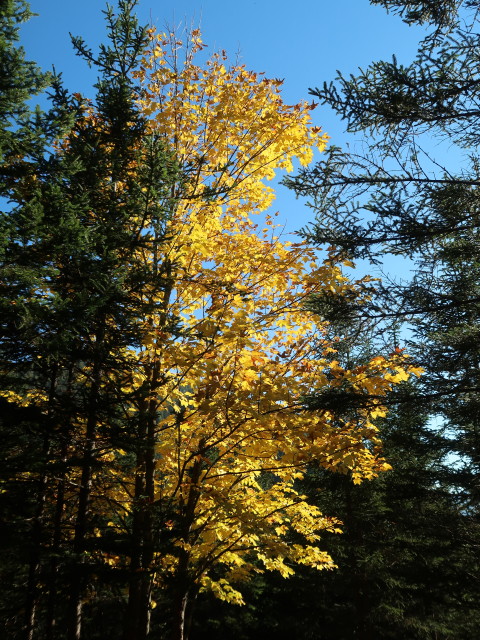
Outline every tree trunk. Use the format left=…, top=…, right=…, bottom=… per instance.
left=169, top=557, right=199, bottom=640
left=25, top=367, right=58, bottom=640
left=25, top=475, right=47, bottom=640
left=345, top=482, right=372, bottom=640
left=25, top=537, right=42, bottom=640
left=170, top=452, right=203, bottom=640
left=45, top=439, right=68, bottom=640
left=124, top=255, right=168, bottom=640
left=171, top=592, right=189, bottom=640
left=123, top=460, right=149, bottom=640
left=170, top=551, right=191, bottom=640
left=123, top=378, right=158, bottom=640
left=67, top=330, right=104, bottom=640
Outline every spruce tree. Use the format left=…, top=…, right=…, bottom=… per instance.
left=285, top=0, right=480, bottom=509
left=282, top=1, right=480, bottom=634
left=1, top=2, right=179, bottom=638
left=298, top=395, right=479, bottom=640
left=0, top=2, right=76, bottom=637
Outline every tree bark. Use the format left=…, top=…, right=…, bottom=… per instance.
left=124, top=254, right=172, bottom=639
left=45, top=439, right=68, bottom=640
left=25, top=367, right=58, bottom=640
left=24, top=461, right=48, bottom=640
left=170, top=550, right=190, bottom=640
left=67, top=329, right=104, bottom=640
left=170, top=451, right=203, bottom=640
left=345, top=482, right=372, bottom=640
left=123, top=382, right=157, bottom=640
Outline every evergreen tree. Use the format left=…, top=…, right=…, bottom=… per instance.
left=282, top=2, right=480, bottom=634
left=0, top=0, right=53, bottom=177
left=297, top=396, right=479, bottom=640
left=370, top=0, right=462, bottom=28
left=285, top=0, right=480, bottom=510
left=1, top=2, right=179, bottom=638
left=0, top=2, right=76, bottom=637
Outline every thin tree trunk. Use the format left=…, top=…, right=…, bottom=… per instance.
left=124, top=253, right=172, bottom=639
left=25, top=507, right=44, bottom=640
left=171, top=595, right=189, bottom=640
left=123, top=381, right=157, bottom=640
left=25, top=367, right=58, bottom=640
left=25, top=466, right=48, bottom=640
left=123, top=442, right=148, bottom=640
left=46, top=365, right=73, bottom=640
left=67, top=329, right=104, bottom=640
left=345, top=482, right=372, bottom=640
left=170, top=453, right=203, bottom=640
left=139, top=397, right=156, bottom=635
left=45, top=440, right=68, bottom=640
left=170, top=551, right=190, bottom=640
left=170, top=575, right=199, bottom=640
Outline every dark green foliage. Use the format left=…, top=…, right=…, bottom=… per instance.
left=370, top=0, right=463, bottom=27
left=284, top=0, right=480, bottom=472
left=407, top=226, right=480, bottom=501
left=301, top=399, right=479, bottom=640
left=0, top=0, right=76, bottom=214
left=0, top=3, right=69, bottom=635
left=282, top=0, right=480, bottom=636
left=0, top=0, right=48, bottom=164
left=0, top=3, right=180, bottom=639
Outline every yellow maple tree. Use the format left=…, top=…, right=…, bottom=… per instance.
left=0, top=25, right=421, bottom=640
left=86, top=29, right=422, bottom=636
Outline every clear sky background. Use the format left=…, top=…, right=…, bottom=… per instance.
left=20, top=0, right=426, bottom=244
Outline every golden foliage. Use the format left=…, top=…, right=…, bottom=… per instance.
left=2, top=28, right=420, bottom=607
left=103, top=29, right=419, bottom=600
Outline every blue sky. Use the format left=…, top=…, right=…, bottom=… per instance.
left=21, top=0, right=426, bottom=242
